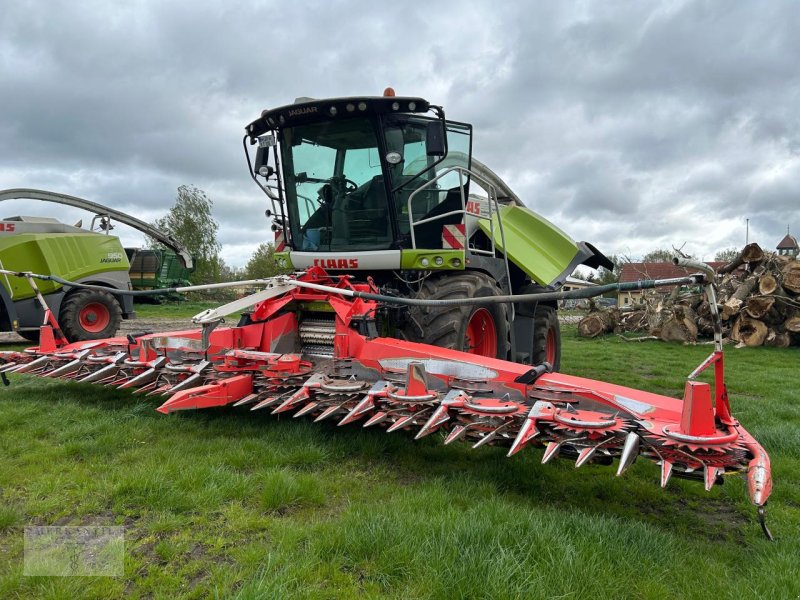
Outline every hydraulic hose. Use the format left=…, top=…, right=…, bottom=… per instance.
left=295, top=275, right=707, bottom=307
left=0, top=269, right=276, bottom=297
left=0, top=269, right=709, bottom=307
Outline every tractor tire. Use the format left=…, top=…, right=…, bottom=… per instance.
left=59, top=289, right=122, bottom=343
left=530, top=305, right=561, bottom=371
left=401, top=272, right=511, bottom=360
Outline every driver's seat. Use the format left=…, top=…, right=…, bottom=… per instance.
left=331, top=176, right=391, bottom=247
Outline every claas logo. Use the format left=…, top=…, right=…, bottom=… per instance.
left=312, top=258, right=359, bottom=269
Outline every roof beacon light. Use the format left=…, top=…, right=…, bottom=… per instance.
left=383, top=87, right=396, bottom=97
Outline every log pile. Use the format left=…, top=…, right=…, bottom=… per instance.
left=578, top=243, right=800, bottom=347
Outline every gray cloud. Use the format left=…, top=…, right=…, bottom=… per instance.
left=1, top=0, right=799, bottom=267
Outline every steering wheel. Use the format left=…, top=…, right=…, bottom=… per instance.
left=318, top=176, right=359, bottom=205
left=330, top=175, right=358, bottom=193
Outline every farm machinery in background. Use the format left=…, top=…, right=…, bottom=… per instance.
left=127, top=247, right=194, bottom=301
left=0, top=93, right=772, bottom=535
left=0, top=189, right=193, bottom=342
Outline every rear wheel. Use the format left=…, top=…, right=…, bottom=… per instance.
left=531, top=305, right=561, bottom=371
left=401, top=272, right=511, bottom=360
left=59, top=289, right=122, bottom=342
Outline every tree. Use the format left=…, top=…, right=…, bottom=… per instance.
left=590, top=254, right=625, bottom=285
left=569, top=270, right=591, bottom=281
left=219, top=258, right=245, bottom=282
left=640, top=248, right=675, bottom=263
left=151, top=185, right=221, bottom=284
left=245, top=243, right=286, bottom=279
left=714, top=247, right=740, bottom=262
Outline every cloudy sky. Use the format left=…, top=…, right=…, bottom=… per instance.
left=1, top=1, right=798, bottom=268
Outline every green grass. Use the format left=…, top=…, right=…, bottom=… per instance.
left=0, top=326, right=798, bottom=598
left=132, top=300, right=219, bottom=319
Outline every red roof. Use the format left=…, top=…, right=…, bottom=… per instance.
left=618, top=262, right=727, bottom=292
left=777, top=234, right=798, bottom=250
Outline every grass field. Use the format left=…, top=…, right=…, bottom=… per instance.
left=132, top=300, right=219, bottom=319
left=0, top=326, right=797, bottom=599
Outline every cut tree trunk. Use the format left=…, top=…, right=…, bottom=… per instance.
left=745, top=296, right=775, bottom=319
left=575, top=243, right=799, bottom=347
left=659, top=306, right=698, bottom=343
left=578, top=310, right=617, bottom=338
left=742, top=243, right=765, bottom=264
left=784, top=315, right=800, bottom=333
left=764, top=329, right=791, bottom=348
left=696, top=316, right=717, bottom=337
left=618, top=310, right=648, bottom=332
left=722, top=272, right=759, bottom=320
left=758, top=271, right=782, bottom=296
left=782, top=262, right=800, bottom=294
left=696, top=300, right=711, bottom=319
left=717, top=243, right=764, bottom=274
left=660, top=317, right=698, bottom=343
left=717, top=273, right=738, bottom=299
left=731, top=316, right=768, bottom=346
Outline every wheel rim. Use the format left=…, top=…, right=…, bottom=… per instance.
left=78, top=302, right=110, bottom=333
left=545, top=326, right=557, bottom=365
left=465, top=308, right=498, bottom=357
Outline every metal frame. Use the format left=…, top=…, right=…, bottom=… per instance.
left=406, top=166, right=515, bottom=311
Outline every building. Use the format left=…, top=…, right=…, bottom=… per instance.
left=777, top=231, right=799, bottom=258
left=616, top=262, right=726, bottom=307
left=561, top=276, right=598, bottom=308
left=563, top=276, right=598, bottom=292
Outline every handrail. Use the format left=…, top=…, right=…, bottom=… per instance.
left=406, top=166, right=502, bottom=252
left=405, top=167, right=515, bottom=316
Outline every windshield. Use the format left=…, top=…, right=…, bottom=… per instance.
left=281, top=118, right=392, bottom=251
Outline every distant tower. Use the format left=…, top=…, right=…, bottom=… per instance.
left=777, top=226, right=799, bottom=258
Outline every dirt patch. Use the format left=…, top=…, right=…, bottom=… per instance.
left=0, top=317, right=197, bottom=346
left=118, top=317, right=197, bottom=336
left=5, top=314, right=578, bottom=344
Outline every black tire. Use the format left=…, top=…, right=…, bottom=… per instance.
left=18, top=330, right=40, bottom=343
left=59, top=289, right=122, bottom=343
left=530, top=305, right=561, bottom=371
left=401, top=272, right=511, bottom=360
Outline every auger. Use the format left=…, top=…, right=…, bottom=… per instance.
left=0, top=261, right=774, bottom=538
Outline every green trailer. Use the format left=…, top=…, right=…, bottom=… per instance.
left=126, top=248, right=194, bottom=293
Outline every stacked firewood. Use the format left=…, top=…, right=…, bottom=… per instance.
left=578, top=243, right=800, bottom=347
